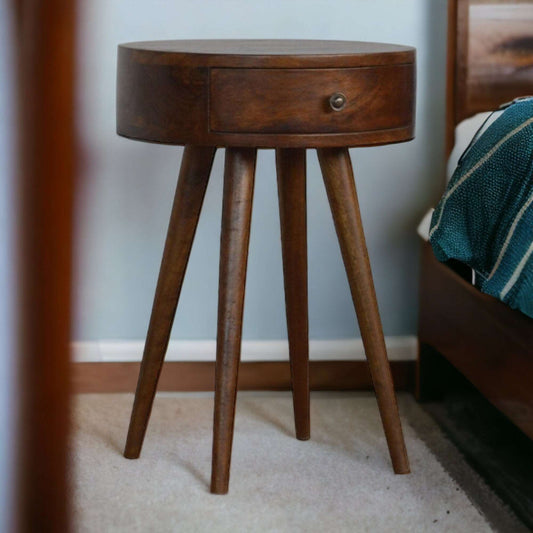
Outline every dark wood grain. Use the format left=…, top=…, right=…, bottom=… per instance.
left=117, top=40, right=415, bottom=148
left=276, top=149, right=310, bottom=440
left=451, top=0, right=533, bottom=138
left=116, top=54, right=209, bottom=146
left=211, top=148, right=257, bottom=495
left=466, top=1, right=533, bottom=118
left=210, top=66, right=414, bottom=135
left=418, top=243, right=533, bottom=439
left=445, top=0, right=460, bottom=158
left=14, top=0, right=76, bottom=530
left=124, top=145, right=215, bottom=459
left=119, top=39, right=414, bottom=67
left=318, top=147, right=410, bottom=475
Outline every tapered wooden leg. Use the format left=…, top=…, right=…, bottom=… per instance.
left=124, top=145, right=216, bottom=459
left=276, top=148, right=310, bottom=440
left=317, top=147, right=410, bottom=474
left=211, top=148, right=257, bottom=494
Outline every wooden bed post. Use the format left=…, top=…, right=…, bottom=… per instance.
left=13, top=0, right=76, bottom=531
left=445, top=0, right=459, bottom=159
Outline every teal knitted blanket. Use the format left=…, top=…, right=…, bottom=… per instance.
left=430, top=97, right=533, bottom=318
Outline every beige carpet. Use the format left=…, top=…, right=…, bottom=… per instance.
left=71, top=392, right=525, bottom=533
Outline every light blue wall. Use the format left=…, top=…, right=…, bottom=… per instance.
left=0, top=1, right=15, bottom=530
left=75, top=0, right=448, bottom=342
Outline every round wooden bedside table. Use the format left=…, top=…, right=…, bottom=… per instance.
left=117, top=39, right=416, bottom=494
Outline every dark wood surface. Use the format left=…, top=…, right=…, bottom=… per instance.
left=318, top=148, right=410, bottom=475
left=210, top=66, right=414, bottom=135
left=276, top=149, right=310, bottom=440
left=447, top=0, right=533, bottom=154
left=119, top=39, right=414, bottom=66
left=124, top=146, right=215, bottom=459
left=13, top=0, right=76, bottom=530
left=418, top=243, right=533, bottom=439
left=117, top=40, right=415, bottom=148
left=72, top=361, right=415, bottom=393
left=463, top=1, right=533, bottom=121
left=445, top=0, right=460, bottom=157
left=211, top=148, right=257, bottom=494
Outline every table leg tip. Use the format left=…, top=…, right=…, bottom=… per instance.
left=123, top=447, right=141, bottom=460
left=210, top=482, right=229, bottom=495
left=393, top=465, right=411, bottom=475
left=124, top=454, right=139, bottom=460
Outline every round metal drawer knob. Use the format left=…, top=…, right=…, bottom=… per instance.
left=329, top=92, right=347, bottom=111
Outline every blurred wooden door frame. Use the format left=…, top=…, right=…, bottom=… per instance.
left=12, top=0, right=76, bottom=531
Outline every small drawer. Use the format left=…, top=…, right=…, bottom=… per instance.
left=209, top=65, right=414, bottom=135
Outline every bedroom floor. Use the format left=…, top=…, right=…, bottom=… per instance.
left=70, top=392, right=526, bottom=532
left=424, top=389, right=533, bottom=530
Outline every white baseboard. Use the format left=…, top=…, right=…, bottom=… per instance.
left=71, top=336, right=417, bottom=363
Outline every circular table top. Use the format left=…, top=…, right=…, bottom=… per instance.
left=119, top=39, right=414, bottom=68
left=117, top=39, right=416, bottom=148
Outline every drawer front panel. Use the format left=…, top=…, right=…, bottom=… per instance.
left=209, top=65, right=414, bottom=135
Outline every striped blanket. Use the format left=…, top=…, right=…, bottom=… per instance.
left=429, top=97, right=533, bottom=318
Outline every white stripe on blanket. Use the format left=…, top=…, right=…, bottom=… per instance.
left=501, top=240, right=533, bottom=299
left=429, top=116, right=533, bottom=239
left=488, top=191, right=533, bottom=280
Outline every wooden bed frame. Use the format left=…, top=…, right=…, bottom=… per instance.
left=417, top=0, right=533, bottom=439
